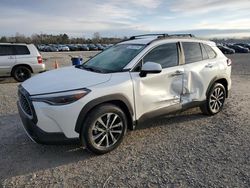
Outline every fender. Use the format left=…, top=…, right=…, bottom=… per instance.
left=206, top=76, right=228, bottom=98
left=75, top=94, right=134, bottom=133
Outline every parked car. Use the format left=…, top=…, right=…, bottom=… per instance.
left=95, top=44, right=105, bottom=51
left=17, top=34, right=231, bottom=154
left=67, top=44, right=79, bottom=51
left=234, top=43, right=250, bottom=50
left=227, top=44, right=249, bottom=53
left=78, top=44, right=89, bottom=51
left=58, top=45, right=70, bottom=51
left=82, top=44, right=90, bottom=51
left=37, top=44, right=46, bottom=51
left=102, top=44, right=113, bottom=50
left=43, top=45, right=59, bottom=52
left=217, top=45, right=235, bottom=54
left=102, top=44, right=108, bottom=48
left=88, top=44, right=98, bottom=51
left=0, top=43, right=45, bottom=82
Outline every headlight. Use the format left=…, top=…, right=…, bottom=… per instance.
left=31, top=89, right=90, bottom=105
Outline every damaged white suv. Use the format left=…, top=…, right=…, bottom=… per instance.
left=17, top=34, right=231, bottom=154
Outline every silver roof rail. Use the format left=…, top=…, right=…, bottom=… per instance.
left=129, top=33, right=195, bottom=40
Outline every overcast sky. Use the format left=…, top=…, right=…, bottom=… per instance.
left=0, top=0, right=250, bottom=38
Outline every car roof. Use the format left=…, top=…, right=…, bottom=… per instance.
left=120, top=36, right=215, bottom=46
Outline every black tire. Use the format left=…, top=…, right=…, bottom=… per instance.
left=12, top=66, right=32, bottom=82
left=80, top=104, right=127, bottom=155
left=200, top=83, right=226, bottom=115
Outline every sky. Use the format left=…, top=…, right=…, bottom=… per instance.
left=0, top=0, right=250, bottom=38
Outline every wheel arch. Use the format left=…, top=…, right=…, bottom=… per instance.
left=11, top=64, right=33, bottom=75
left=75, top=94, right=134, bottom=134
left=206, top=77, right=229, bottom=98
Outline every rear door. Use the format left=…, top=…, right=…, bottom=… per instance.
left=0, top=45, right=16, bottom=76
left=130, top=42, right=184, bottom=120
left=181, top=42, right=218, bottom=103
left=14, top=45, right=33, bottom=64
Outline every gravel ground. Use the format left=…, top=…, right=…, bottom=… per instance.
left=0, top=53, right=249, bottom=187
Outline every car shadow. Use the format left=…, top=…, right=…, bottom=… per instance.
left=0, top=76, right=17, bottom=84
left=0, top=108, right=208, bottom=182
left=0, top=113, right=94, bottom=182
left=135, top=107, right=208, bottom=130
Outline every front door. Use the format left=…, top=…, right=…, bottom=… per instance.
left=130, top=42, right=184, bottom=120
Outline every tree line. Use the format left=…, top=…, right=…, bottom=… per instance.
left=1, top=32, right=249, bottom=45
left=0, top=32, right=125, bottom=44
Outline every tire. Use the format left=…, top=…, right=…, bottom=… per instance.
left=12, top=66, right=32, bottom=82
left=80, top=104, right=127, bottom=155
left=200, top=83, right=226, bottom=115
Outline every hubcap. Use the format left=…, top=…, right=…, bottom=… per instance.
left=209, top=87, right=225, bottom=113
left=91, top=113, right=123, bottom=149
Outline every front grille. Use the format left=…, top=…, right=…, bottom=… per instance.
left=19, top=91, right=32, bottom=117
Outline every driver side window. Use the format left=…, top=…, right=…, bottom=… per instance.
left=133, top=43, right=179, bottom=72
left=143, top=43, right=178, bottom=69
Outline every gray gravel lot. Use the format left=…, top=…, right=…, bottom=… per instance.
left=0, top=53, right=250, bottom=187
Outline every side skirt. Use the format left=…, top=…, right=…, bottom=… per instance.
left=134, top=100, right=205, bottom=128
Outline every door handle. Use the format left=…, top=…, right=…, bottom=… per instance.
left=171, top=70, right=184, bottom=76
left=205, top=63, right=213, bottom=68
left=8, top=56, right=14, bottom=59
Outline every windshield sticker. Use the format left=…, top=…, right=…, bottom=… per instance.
left=126, top=45, right=143, bottom=50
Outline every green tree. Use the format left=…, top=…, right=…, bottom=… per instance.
left=0, top=36, right=7, bottom=42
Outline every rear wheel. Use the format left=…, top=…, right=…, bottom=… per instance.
left=200, top=83, right=226, bottom=115
left=12, top=66, right=31, bottom=82
left=81, top=104, right=127, bottom=154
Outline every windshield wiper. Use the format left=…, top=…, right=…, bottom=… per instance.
left=84, top=67, right=102, bottom=73
left=77, top=64, right=104, bottom=73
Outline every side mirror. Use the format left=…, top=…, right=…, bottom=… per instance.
left=139, top=62, right=162, bottom=77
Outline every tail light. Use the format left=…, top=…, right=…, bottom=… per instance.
left=227, top=59, right=232, bottom=66
left=37, top=56, right=43, bottom=64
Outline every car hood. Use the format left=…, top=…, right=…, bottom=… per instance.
left=22, top=66, right=112, bottom=95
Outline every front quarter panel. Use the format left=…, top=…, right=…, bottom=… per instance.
left=33, top=72, right=135, bottom=138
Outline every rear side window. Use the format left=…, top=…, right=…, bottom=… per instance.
left=204, top=44, right=216, bottom=59
left=182, top=42, right=202, bottom=64
left=0, top=45, right=15, bottom=56
left=143, top=43, right=178, bottom=69
left=14, top=45, right=30, bottom=55
left=201, top=43, right=209, bottom=60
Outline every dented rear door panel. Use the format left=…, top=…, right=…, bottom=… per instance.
left=182, top=59, right=219, bottom=104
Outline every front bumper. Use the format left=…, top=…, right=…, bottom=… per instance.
left=17, top=100, right=78, bottom=145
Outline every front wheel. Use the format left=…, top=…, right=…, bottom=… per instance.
left=80, top=104, right=127, bottom=154
left=200, top=83, right=226, bottom=115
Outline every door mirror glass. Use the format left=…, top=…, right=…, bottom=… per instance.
left=139, top=62, right=162, bottom=77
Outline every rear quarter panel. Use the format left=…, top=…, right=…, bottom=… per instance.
left=14, top=44, right=45, bottom=73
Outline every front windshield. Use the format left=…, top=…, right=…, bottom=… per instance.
left=83, top=44, right=145, bottom=73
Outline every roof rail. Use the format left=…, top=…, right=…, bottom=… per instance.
left=129, top=33, right=195, bottom=40
left=165, top=34, right=195, bottom=38
left=129, top=34, right=169, bottom=40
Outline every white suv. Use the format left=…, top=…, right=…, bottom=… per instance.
left=17, top=34, right=231, bottom=154
left=0, top=43, right=45, bottom=82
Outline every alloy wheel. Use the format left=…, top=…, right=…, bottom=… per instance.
left=90, top=113, right=123, bottom=150
left=209, top=87, right=225, bottom=113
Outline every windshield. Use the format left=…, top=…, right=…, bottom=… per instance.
left=81, top=44, right=145, bottom=73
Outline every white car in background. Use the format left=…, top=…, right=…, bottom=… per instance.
left=58, top=45, right=70, bottom=51
left=0, top=43, right=45, bottom=82
left=17, top=34, right=231, bottom=154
